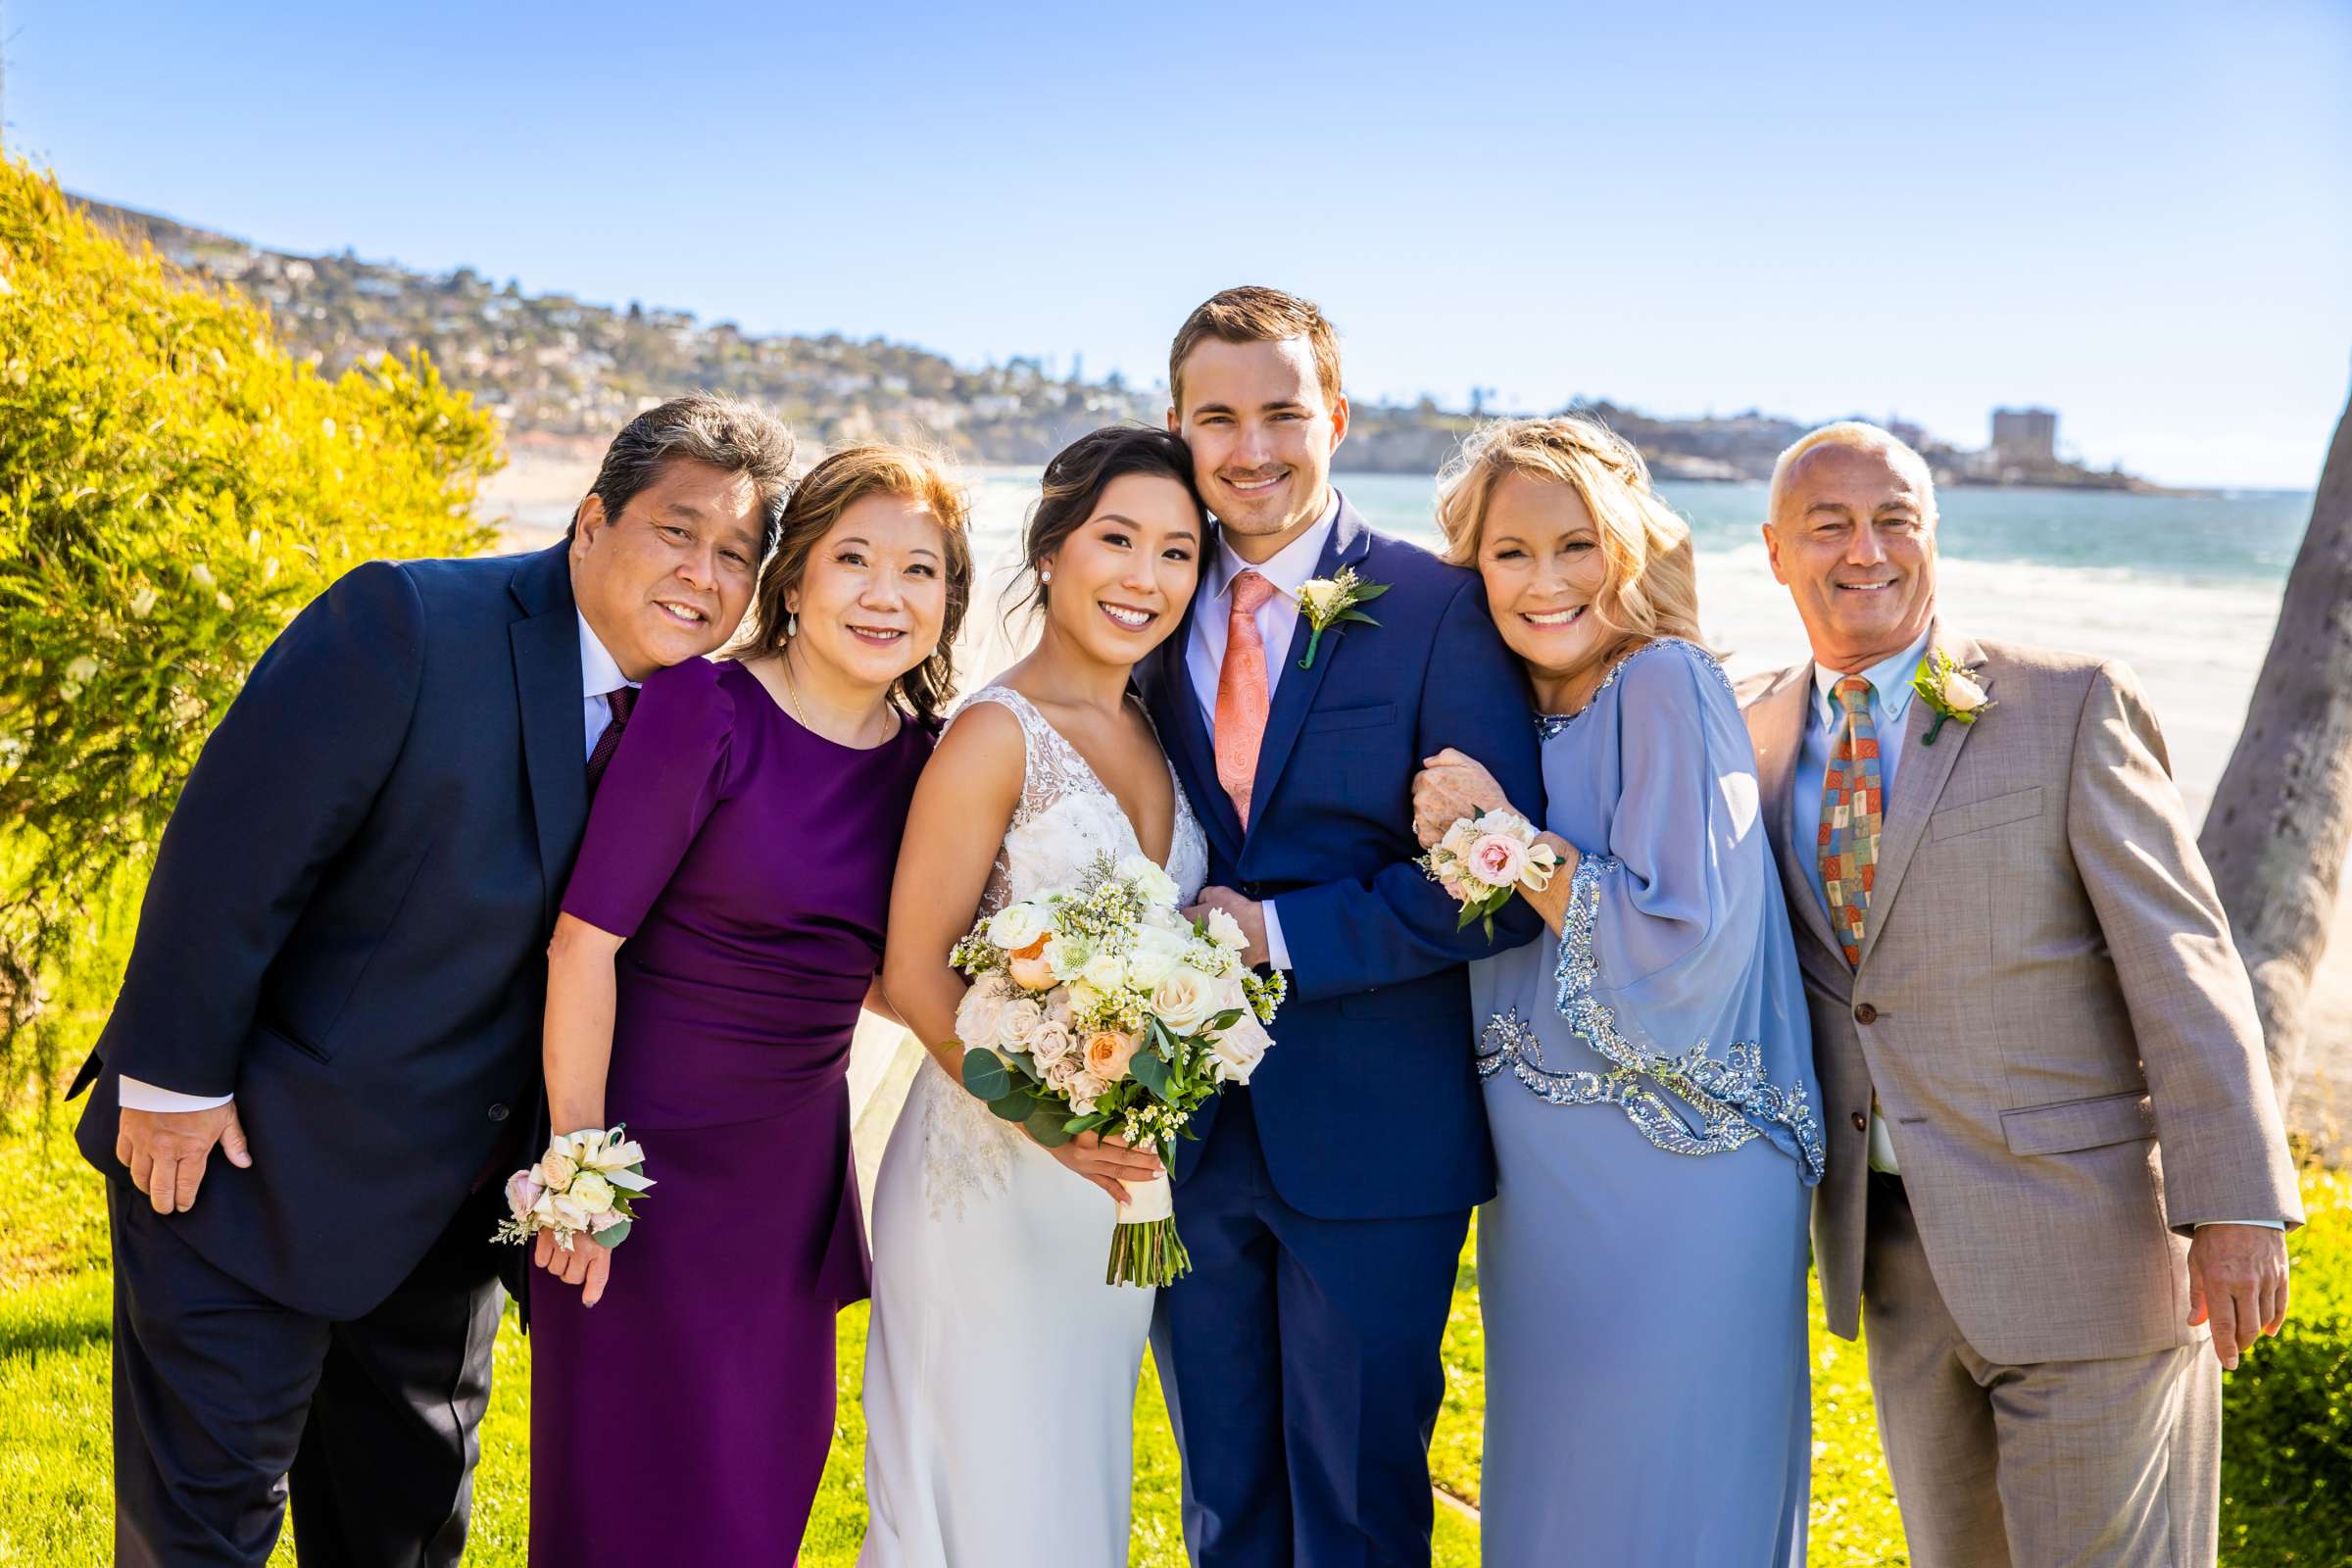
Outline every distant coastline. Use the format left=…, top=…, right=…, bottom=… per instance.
left=79, top=192, right=2175, bottom=493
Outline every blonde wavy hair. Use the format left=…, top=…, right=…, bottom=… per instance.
left=1434, top=416, right=1704, bottom=650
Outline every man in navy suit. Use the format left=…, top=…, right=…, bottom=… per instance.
left=1141, top=288, right=1544, bottom=1566
left=69, top=394, right=795, bottom=1567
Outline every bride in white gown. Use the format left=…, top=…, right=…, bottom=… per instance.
left=860, top=429, right=1210, bottom=1567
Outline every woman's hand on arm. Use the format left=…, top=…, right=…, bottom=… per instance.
left=533, top=1229, right=614, bottom=1307
left=1412, top=748, right=1514, bottom=848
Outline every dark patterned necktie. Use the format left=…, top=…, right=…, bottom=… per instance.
left=586, top=685, right=638, bottom=797
left=1817, top=676, right=1883, bottom=966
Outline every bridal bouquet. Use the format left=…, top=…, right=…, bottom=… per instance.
left=495, top=1126, right=654, bottom=1252
left=950, top=853, right=1286, bottom=1286
left=1418, top=808, right=1561, bottom=938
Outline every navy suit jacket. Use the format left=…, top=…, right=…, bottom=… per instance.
left=73, top=544, right=592, bottom=1319
left=1137, top=498, right=1545, bottom=1220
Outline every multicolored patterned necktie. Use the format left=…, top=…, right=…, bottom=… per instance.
left=1817, top=676, right=1883, bottom=966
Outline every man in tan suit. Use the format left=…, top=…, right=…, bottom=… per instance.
left=1741, top=421, right=2301, bottom=1567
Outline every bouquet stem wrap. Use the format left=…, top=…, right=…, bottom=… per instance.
left=1108, top=1166, right=1187, bottom=1287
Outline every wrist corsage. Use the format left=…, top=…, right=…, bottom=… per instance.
left=1418, top=808, right=1561, bottom=938
left=495, top=1126, right=652, bottom=1250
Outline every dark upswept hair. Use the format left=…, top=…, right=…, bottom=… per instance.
left=1015, top=425, right=1207, bottom=619
left=735, top=442, right=973, bottom=729
left=570, top=393, right=798, bottom=547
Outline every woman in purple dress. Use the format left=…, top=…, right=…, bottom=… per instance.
left=527, top=444, right=974, bottom=1565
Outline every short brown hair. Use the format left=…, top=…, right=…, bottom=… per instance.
left=573, top=393, right=797, bottom=546
left=1167, top=286, right=1343, bottom=412
left=736, top=443, right=974, bottom=729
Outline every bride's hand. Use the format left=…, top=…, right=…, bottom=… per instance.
left=1041, top=1129, right=1163, bottom=1205
left=1413, top=748, right=1510, bottom=847
left=534, top=1226, right=614, bottom=1307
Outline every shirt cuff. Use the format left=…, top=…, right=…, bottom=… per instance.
left=116, top=1075, right=235, bottom=1114
left=2191, top=1220, right=2286, bottom=1231
left=1261, top=899, right=1293, bottom=974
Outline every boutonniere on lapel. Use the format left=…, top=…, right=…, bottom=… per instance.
left=1296, top=568, right=1390, bottom=670
left=1912, top=649, right=1994, bottom=745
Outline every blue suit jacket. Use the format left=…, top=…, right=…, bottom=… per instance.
left=72, top=544, right=592, bottom=1319
left=1137, top=498, right=1545, bottom=1219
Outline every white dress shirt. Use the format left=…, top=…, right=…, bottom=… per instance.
left=1184, top=492, right=1341, bottom=976
left=117, top=612, right=634, bottom=1113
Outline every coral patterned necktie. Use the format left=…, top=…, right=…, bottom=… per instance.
left=1214, top=569, right=1277, bottom=827
left=1817, top=676, right=1883, bottom=967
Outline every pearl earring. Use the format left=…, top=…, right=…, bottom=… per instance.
left=785, top=611, right=798, bottom=637
left=1041, top=568, right=1053, bottom=585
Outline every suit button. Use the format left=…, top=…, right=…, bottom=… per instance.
left=1853, top=1003, right=1878, bottom=1025
left=487, top=1103, right=510, bottom=1122
left=1851, top=1111, right=1869, bottom=1133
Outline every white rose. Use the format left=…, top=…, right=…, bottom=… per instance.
left=1208, top=1011, right=1273, bottom=1084
left=1439, top=817, right=1482, bottom=862
left=1117, top=856, right=1181, bottom=909
left=1124, top=928, right=1185, bottom=989
left=1080, top=952, right=1128, bottom=994
left=538, top=1150, right=579, bottom=1190
left=1299, top=577, right=1345, bottom=617
left=996, top=998, right=1046, bottom=1053
left=1938, top=669, right=1988, bottom=713
left=985, top=902, right=1051, bottom=954
left=1067, top=1070, right=1108, bottom=1114
left=956, top=977, right=1015, bottom=1051
left=1151, top=967, right=1218, bottom=1036
left=568, top=1172, right=615, bottom=1215
left=1202, top=906, right=1248, bottom=954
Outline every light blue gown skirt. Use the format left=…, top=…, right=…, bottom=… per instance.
left=1478, top=1048, right=1810, bottom=1566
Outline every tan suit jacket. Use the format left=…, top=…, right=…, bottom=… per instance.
left=1742, top=622, right=2301, bottom=1365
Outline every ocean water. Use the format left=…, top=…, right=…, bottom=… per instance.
left=956, top=470, right=2314, bottom=817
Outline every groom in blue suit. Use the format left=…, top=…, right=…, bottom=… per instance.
left=1141, top=288, right=1544, bottom=1566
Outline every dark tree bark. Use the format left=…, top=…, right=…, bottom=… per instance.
left=2200, top=373, right=2352, bottom=1115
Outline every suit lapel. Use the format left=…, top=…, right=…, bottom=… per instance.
left=508, top=545, right=589, bottom=928
left=1856, top=622, right=1985, bottom=967
left=1243, top=500, right=1371, bottom=851
left=1748, top=663, right=1845, bottom=964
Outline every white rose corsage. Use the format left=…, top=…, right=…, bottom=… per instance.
left=1417, top=808, right=1561, bottom=938
left=1296, top=567, right=1390, bottom=670
left=1912, top=649, right=1993, bottom=745
left=495, top=1126, right=653, bottom=1251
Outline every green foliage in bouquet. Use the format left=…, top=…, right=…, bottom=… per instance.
left=0, top=156, right=500, bottom=1091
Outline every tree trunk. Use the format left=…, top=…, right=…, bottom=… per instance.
left=2199, top=374, right=2352, bottom=1116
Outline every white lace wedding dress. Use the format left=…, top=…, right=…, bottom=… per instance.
left=858, top=685, right=1209, bottom=1567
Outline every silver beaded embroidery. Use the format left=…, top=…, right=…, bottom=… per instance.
left=1531, top=637, right=1737, bottom=738
left=1478, top=855, right=1826, bottom=1182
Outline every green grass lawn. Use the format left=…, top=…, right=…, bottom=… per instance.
left=4, top=1127, right=2341, bottom=1565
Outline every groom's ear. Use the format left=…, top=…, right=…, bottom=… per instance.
left=1165, top=405, right=1180, bottom=434
left=1327, top=393, right=1350, bottom=454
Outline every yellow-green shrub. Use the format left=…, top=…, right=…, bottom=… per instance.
left=0, top=156, right=500, bottom=1095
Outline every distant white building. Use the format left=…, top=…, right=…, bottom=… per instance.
left=1990, top=407, right=2057, bottom=465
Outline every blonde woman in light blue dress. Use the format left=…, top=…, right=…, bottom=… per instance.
left=1413, top=417, right=1824, bottom=1566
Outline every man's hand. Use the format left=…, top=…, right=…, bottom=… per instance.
left=1187, top=887, right=1269, bottom=968
left=2187, top=1223, right=2290, bottom=1370
left=116, top=1101, right=253, bottom=1215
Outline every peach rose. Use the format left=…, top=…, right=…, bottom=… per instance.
left=1083, top=1030, right=1141, bottom=1082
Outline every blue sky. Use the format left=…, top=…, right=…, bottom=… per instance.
left=8, top=1, right=2348, bottom=487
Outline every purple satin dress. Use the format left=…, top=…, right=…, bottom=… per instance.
left=529, top=656, right=930, bottom=1566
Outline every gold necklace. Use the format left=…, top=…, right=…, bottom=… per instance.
left=779, top=651, right=813, bottom=728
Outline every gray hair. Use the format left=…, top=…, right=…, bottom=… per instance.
left=573, top=393, right=798, bottom=547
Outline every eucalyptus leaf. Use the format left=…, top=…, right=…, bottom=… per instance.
left=988, top=1090, right=1034, bottom=1123
left=1025, top=1102, right=1075, bottom=1147
left=1131, top=1047, right=1174, bottom=1102
left=592, top=1218, right=632, bottom=1249
left=961, top=1049, right=1011, bottom=1102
